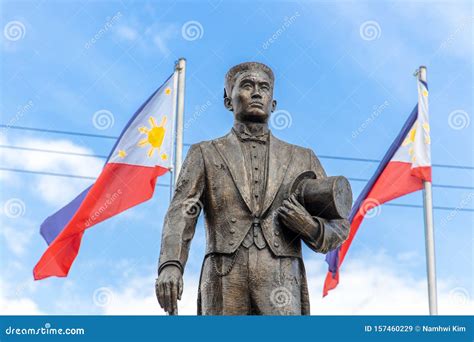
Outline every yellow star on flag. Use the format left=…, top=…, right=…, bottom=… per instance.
left=118, top=150, right=127, bottom=158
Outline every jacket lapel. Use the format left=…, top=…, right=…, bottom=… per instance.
left=213, top=132, right=253, bottom=212
left=261, top=133, right=294, bottom=215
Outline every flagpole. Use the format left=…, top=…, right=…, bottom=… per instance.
left=418, top=65, right=438, bottom=315
left=170, top=58, right=186, bottom=200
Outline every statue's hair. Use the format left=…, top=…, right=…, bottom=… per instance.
left=224, top=62, right=274, bottom=98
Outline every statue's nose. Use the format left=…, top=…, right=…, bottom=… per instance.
left=251, top=90, right=262, bottom=99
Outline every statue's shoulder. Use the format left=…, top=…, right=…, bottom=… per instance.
left=189, top=132, right=232, bottom=151
left=271, top=133, right=313, bottom=156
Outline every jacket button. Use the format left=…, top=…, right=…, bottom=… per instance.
left=230, top=228, right=235, bottom=234
left=274, top=242, right=280, bottom=247
left=274, top=231, right=280, bottom=236
left=229, top=241, right=234, bottom=246
left=231, top=218, right=237, bottom=223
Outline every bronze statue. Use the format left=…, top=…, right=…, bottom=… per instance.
left=155, top=62, right=351, bottom=315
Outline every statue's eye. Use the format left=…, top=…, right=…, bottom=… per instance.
left=243, top=83, right=252, bottom=90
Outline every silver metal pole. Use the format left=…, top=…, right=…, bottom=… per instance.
left=418, top=66, right=438, bottom=315
left=174, top=58, right=186, bottom=187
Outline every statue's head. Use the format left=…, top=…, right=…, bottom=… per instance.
left=224, top=62, right=277, bottom=123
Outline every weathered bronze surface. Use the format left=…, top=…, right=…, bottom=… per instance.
left=156, top=62, right=351, bottom=315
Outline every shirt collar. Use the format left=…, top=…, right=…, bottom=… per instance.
left=232, top=122, right=269, bottom=143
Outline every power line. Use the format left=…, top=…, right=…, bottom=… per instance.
left=385, top=203, right=473, bottom=213
left=319, top=155, right=474, bottom=171
left=1, top=124, right=473, bottom=170
left=347, top=177, right=474, bottom=191
left=0, top=145, right=109, bottom=159
left=0, top=167, right=472, bottom=212
left=0, top=124, right=117, bottom=140
left=0, top=167, right=169, bottom=188
left=1, top=145, right=471, bottom=191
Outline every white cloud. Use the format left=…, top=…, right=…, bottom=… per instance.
left=116, top=26, right=139, bottom=41
left=0, top=249, right=470, bottom=315
left=0, top=225, right=34, bottom=257
left=113, top=19, right=178, bottom=56
left=307, top=251, right=473, bottom=315
left=99, top=250, right=473, bottom=315
left=0, top=295, right=43, bottom=315
left=100, top=273, right=199, bottom=315
left=1, top=136, right=103, bottom=208
left=0, top=274, right=43, bottom=315
left=150, top=24, right=178, bottom=56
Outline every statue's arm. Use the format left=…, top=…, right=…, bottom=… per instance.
left=302, top=150, right=350, bottom=254
left=158, top=143, right=206, bottom=274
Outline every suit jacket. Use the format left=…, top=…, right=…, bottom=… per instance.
left=158, top=130, right=350, bottom=273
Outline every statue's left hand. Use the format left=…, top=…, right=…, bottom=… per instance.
left=278, top=194, right=319, bottom=237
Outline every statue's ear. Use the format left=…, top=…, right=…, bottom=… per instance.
left=224, top=89, right=233, bottom=111
left=271, top=99, right=277, bottom=112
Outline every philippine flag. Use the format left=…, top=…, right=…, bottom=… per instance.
left=323, top=75, right=431, bottom=296
left=34, top=72, right=178, bottom=280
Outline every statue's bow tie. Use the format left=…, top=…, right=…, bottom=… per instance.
left=239, top=131, right=268, bottom=144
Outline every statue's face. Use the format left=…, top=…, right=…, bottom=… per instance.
left=226, top=69, right=276, bottom=123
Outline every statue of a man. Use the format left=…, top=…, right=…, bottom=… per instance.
left=156, top=62, right=350, bottom=315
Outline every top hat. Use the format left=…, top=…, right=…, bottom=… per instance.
left=289, top=170, right=352, bottom=220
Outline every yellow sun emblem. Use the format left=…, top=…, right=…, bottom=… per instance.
left=138, top=116, right=167, bottom=158
left=402, top=121, right=431, bottom=162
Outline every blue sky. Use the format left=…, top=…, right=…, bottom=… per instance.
left=0, top=0, right=472, bottom=315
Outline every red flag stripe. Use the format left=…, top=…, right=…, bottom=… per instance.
left=33, top=163, right=168, bottom=280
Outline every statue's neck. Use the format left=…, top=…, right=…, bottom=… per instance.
left=233, top=120, right=269, bottom=136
